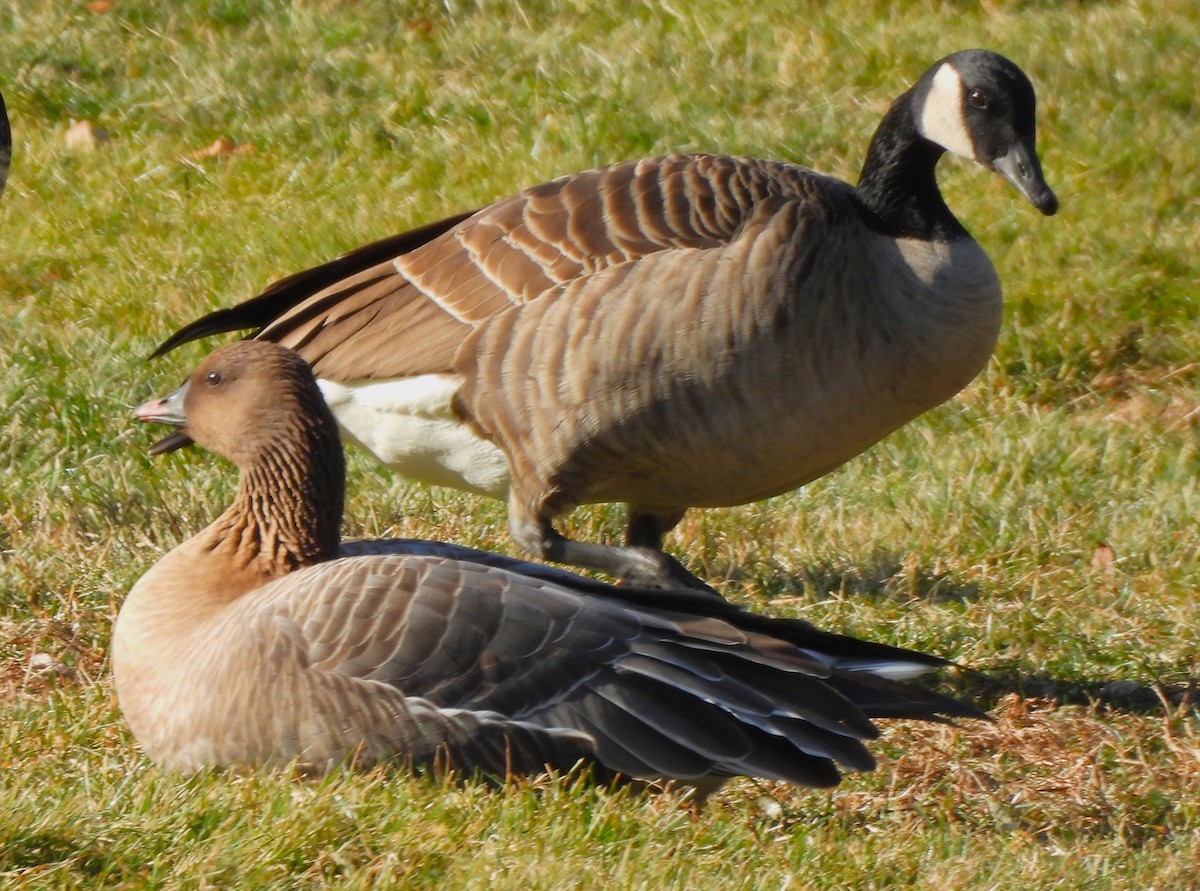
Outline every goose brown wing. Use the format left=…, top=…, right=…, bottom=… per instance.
left=149, top=212, right=474, bottom=361
left=155, top=154, right=833, bottom=381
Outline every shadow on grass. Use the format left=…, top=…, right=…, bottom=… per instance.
left=717, top=550, right=982, bottom=605
left=1, top=830, right=111, bottom=879
left=944, top=667, right=1198, bottom=717
left=713, top=556, right=1198, bottom=718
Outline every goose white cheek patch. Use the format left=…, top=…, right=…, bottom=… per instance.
left=918, top=64, right=976, bottom=160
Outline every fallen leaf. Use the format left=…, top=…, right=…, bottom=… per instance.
left=1090, top=540, right=1116, bottom=573
left=64, top=119, right=111, bottom=151
left=192, top=137, right=252, bottom=160
left=405, top=18, right=437, bottom=37
left=87, top=0, right=115, bottom=12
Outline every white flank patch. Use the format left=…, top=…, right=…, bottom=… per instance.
left=918, top=63, right=975, bottom=160
left=317, top=375, right=511, bottom=497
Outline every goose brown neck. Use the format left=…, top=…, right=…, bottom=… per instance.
left=205, top=410, right=345, bottom=578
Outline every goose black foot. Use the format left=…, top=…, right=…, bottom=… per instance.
left=615, top=547, right=724, bottom=600
left=512, top=519, right=726, bottom=602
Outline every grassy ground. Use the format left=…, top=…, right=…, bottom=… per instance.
left=1, top=0, right=1198, bottom=887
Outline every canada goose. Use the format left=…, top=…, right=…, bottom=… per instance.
left=152, top=50, right=1058, bottom=591
left=116, top=340, right=980, bottom=786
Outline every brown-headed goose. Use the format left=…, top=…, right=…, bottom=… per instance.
left=116, top=341, right=981, bottom=786
left=152, top=50, right=1057, bottom=592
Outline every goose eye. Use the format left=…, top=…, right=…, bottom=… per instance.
left=967, top=88, right=989, bottom=109
left=205, top=371, right=223, bottom=387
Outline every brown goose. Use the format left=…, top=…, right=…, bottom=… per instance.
left=116, top=341, right=980, bottom=786
left=152, top=50, right=1057, bottom=591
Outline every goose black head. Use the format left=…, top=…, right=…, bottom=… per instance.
left=913, top=49, right=1058, bottom=215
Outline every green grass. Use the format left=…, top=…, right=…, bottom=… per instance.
left=2, top=0, right=1199, bottom=887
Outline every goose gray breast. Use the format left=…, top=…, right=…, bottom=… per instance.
left=151, top=49, right=1057, bottom=594
left=116, top=340, right=982, bottom=786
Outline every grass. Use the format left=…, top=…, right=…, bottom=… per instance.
left=1, top=0, right=1198, bottom=886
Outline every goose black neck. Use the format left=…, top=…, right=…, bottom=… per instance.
left=856, top=93, right=968, bottom=242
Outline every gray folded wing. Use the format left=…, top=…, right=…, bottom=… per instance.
left=237, top=553, right=969, bottom=786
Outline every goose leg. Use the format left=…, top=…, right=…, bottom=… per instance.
left=623, top=506, right=719, bottom=594
left=623, top=507, right=687, bottom=550
left=508, top=503, right=723, bottom=599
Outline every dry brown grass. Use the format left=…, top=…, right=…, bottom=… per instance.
left=858, top=696, right=1199, bottom=839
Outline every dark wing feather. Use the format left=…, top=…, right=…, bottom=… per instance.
left=151, top=211, right=475, bottom=359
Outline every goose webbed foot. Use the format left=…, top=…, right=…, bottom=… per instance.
left=614, top=548, right=724, bottom=599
